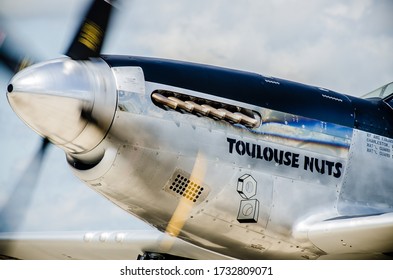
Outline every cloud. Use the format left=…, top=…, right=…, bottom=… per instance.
left=325, top=0, right=371, bottom=20
left=106, top=0, right=393, bottom=95
left=2, top=0, right=392, bottom=95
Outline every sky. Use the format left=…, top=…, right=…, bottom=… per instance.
left=0, top=0, right=392, bottom=232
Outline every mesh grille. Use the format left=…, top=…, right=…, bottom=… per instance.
left=163, top=169, right=209, bottom=205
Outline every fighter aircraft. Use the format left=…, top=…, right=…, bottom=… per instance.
left=0, top=0, right=392, bottom=260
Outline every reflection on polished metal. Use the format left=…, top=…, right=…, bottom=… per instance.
left=6, top=58, right=117, bottom=154
left=151, top=92, right=260, bottom=128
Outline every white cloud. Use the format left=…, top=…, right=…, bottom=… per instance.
left=108, top=0, right=392, bottom=95
left=325, top=0, right=372, bottom=20
left=3, top=0, right=392, bottom=95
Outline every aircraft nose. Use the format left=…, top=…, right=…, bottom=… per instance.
left=6, top=58, right=117, bottom=154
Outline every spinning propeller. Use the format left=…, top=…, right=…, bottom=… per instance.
left=0, top=0, right=116, bottom=232
left=0, top=24, right=35, bottom=74
left=66, top=0, right=114, bottom=60
left=1, top=1, right=204, bottom=256
left=0, top=138, right=49, bottom=232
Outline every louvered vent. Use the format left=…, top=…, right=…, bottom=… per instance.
left=151, top=90, right=260, bottom=128
left=163, top=169, right=210, bottom=205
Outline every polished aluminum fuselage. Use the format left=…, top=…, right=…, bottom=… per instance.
left=7, top=57, right=393, bottom=259
left=69, top=62, right=392, bottom=259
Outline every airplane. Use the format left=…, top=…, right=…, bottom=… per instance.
left=0, top=0, right=393, bottom=260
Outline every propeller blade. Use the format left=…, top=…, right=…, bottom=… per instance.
left=1, top=0, right=115, bottom=235
left=0, top=138, right=50, bottom=232
left=0, top=29, right=35, bottom=73
left=0, top=0, right=115, bottom=235
left=66, top=0, right=115, bottom=60
left=160, top=152, right=207, bottom=251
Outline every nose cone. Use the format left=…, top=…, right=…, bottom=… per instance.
left=6, top=58, right=117, bottom=154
